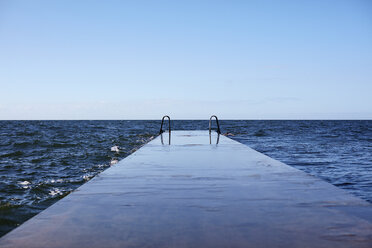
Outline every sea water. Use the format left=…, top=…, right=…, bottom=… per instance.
left=0, top=120, right=371, bottom=237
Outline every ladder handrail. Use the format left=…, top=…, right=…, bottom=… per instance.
left=159, top=115, right=171, bottom=134
left=209, top=115, right=221, bottom=134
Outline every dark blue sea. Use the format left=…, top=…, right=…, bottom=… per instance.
left=0, top=120, right=371, bottom=237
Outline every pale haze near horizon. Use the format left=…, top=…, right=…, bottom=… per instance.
left=0, top=0, right=371, bottom=120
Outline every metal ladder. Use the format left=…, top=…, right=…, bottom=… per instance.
left=159, top=115, right=171, bottom=145
left=159, top=115, right=221, bottom=144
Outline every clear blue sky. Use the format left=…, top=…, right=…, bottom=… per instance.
left=0, top=0, right=371, bottom=119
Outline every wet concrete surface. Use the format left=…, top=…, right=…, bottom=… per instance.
left=0, top=131, right=371, bottom=247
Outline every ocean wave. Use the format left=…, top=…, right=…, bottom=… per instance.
left=12, top=140, right=42, bottom=148
left=110, top=146, right=120, bottom=152
left=17, top=181, right=30, bottom=186
left=0, top=202, right=20, bottom=211
left=253, top=129, right=267, bottom=137
left=14, top=131, right=40, bottom=136
left=49, top=188, right=63, bottom=196
left=0, top=150, right=24, bottom=158
left=82, top=174, right=94, bottom=181
left=17, top=181, right=31, bottom=189
left=110, top=159, right=119, bottom=165
left=50, top=142, right=78, bottom=148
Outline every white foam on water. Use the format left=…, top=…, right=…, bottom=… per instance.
left=49, top=188, right=62, bottom=196
left=111, top=146, right=120, bottom=152
left=110, top=159, right=119, bottom=165
left=82, top=174, right=94, bottom=181
left=18, top=181, right=30, bottom=185
left=50, top=179, right=64, bottom=183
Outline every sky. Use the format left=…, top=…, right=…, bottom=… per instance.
left=0, top=0, right=371, bottom=120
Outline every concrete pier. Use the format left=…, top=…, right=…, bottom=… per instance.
left=1, top=131, right=371, bottom=247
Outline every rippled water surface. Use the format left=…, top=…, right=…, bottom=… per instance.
left=0, top=120, right=371, bottom=237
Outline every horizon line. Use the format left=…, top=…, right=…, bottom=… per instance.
left=0, top=119, right=371, bottom=121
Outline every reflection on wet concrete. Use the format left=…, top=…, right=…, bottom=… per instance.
left=209, top=132, right=220, bottom=144
left=160, top=132, right=171, bottom=145
left=0, top=131, right=371, bottom=247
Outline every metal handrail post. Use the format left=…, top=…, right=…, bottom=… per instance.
left=159, top=115, right=171, bottom=135
left=209, top=115, right=221, bottom=134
